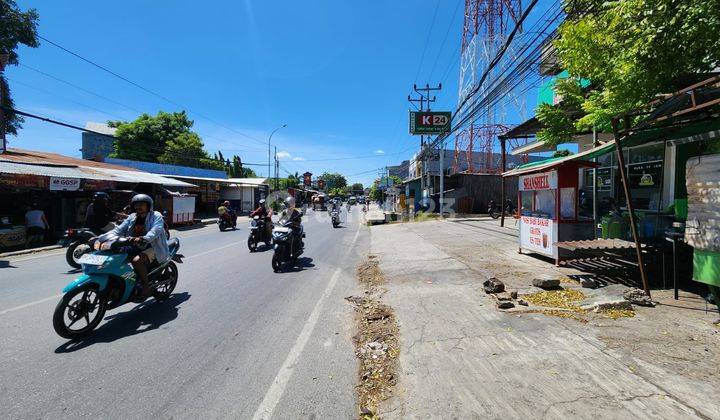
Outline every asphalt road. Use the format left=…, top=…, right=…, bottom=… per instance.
left=0, top=206, right=368, bottom=419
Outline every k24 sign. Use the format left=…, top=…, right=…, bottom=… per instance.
left=409, top=111, right=451, bottom=135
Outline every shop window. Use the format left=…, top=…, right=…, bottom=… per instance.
left=534, top=189, right=556, bottom=219
left=560, top=188, right=576, bottom=220
left=521, top=191, right=533, bottom=216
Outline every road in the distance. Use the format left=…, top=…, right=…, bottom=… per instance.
left=0, top=206, right=368, bottom=419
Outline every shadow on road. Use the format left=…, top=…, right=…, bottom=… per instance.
left=281, top=257, right=315, bottom=273
left=0, top=260, right=17, bottom=269
left=54, top=292, right=191, bottom=353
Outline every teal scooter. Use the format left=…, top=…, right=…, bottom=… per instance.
left=53, top=236, right=183, bottom=339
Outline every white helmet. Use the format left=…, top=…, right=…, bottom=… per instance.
left=284, top=196, right=296, bottom=208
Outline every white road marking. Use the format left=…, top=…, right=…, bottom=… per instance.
left=0, top=293, right=63, bottom=316
left=251, top=222, right=361, bottom=420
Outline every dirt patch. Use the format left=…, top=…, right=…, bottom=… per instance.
left=345, top=255, right=400, bottom=419
left=524, top=289, right=587, bottom=311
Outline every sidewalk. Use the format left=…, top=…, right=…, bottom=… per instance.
left=370, top=219, right=720, bottom=419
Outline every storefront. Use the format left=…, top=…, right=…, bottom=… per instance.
left=509, top=161, right=597, bottom=264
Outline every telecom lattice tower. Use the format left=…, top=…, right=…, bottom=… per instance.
left=454, top=0, right=528, bottom=174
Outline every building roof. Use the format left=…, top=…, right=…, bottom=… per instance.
left=168, top=175, right=268, bottom=186
left=84, top=122, right=117, bottom=136
left=0, top=148, right=194, bottom=187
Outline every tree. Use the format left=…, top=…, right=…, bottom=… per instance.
left=0, top=1, right=39, bottom=136
left=552, top=149, right=573, bottom=158
left=319, top=172, right=347, bottom=190
left=158, top=132, right=223, bottom=170
left=537, top=0, right=720, bottom=144
left=350, top=183, right=364, bottom=193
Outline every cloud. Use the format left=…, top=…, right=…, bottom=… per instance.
left=374, top=149, right=385, bottom=155
left=292, top=156, right=305, bottom=161
left=276, top=150, right=291, bottom=159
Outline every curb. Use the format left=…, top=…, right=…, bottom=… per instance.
left=0, top=244, right=63, bottom=259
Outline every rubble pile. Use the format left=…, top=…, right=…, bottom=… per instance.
left=345, top=256, right=399, bottom=419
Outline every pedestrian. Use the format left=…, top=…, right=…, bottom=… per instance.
left=25, top=203, right=49, bottom=247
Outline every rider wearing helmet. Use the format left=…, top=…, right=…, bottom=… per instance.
left=250, top=199, right=273, bottom=238
left=98, top=194, right=169, bottom=299
left=85, top=192, right=116, bottom=233
left=279, top=196, right=303, bottom=249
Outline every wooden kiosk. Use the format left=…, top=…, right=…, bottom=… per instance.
left=508, top=160, right=598, bottom=265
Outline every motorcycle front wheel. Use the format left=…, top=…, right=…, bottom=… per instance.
left=53, top=285, right=107, bottom=339
left=248, top=235, right=258, bottom=252
left=66, top=241, right=91, bottom=269
left=272, top=251, right=282, bottom=272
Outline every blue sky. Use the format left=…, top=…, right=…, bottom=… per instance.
left=6, top=0, right=546, bottom=185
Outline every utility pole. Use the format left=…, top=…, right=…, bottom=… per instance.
left=274, top=146, right=279, bottom=191
left=0, top=53, right=9, bottom=154
left=267, top=124, right=287, bottom=184
left=408, top=83, right=441, bottom=211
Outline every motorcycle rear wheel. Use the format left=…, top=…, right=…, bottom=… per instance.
left=53, top=285, right=107, bottom=339
left=153, top=261, right=178, bottom=301
left=490, top=212, right=500, bottom=219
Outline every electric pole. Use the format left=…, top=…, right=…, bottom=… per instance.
left=408, top=83, right=441, bottom=210
left=267, top=124, right=287, bottom=184
left=274, top=146, right=279, bottom=191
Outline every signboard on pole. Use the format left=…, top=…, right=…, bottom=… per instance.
left=409, top=111, right=451, bottom=135
left=49, top=177, right=81, bottom=191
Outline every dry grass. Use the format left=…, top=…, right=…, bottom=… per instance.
left=346, top=256, right=400, bottom=419
left=524, top=289, right=587, bottom=311
left=599, top=309, right=636, bottom=319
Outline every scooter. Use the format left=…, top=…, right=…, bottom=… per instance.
left=271, top=221, right=305, bottom=272
left=218, top=211, right=237, bottom=231
left=248, top=215, right=272, bottom=252
left=488, top=200, right=514, bottom=219
left=331, top=208, right=341, bottom=228
left=52, top=236, right=183, bottom=339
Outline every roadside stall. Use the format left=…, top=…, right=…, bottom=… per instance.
left=511, top=160, right=598, bottom=265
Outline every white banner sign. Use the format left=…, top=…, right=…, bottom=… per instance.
left=49, top=177, right=81, bottom=191
left=519, top=216, right=557, bottom=258
left=518, top=171, right=557, bottom=191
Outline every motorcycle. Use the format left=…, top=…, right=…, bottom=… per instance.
left=63, top=228, right=99, bottom=269
left=488, top=199, right=515, bottom=219
left=218, top=210, right=237, bottom=231
left=248, top=215, right=272, bottom=252
left=331, top=208, right=341, bottom=228
left=271, top=221, right=305, bottom=272
left=52, top=236, right=183, bottom=339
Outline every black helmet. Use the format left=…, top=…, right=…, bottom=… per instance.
left=93, top=192, right=109, bottom=202
left=131, top=194, right=153, bottom=211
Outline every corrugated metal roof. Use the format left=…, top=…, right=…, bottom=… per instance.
left=84, top=122, right=117, bottom=136
left=0, top=161, right=195, bottom=187
left=227, top=177, right=269, bottom=186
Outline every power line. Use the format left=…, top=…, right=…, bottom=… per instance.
left=413, top=0, right=441, bottom=85
left=427, top=0, right=463, bottom=82
left=38, top=35, right=268, bottom=146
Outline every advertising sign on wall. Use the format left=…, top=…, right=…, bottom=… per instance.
left=519, top=216, right=557, bottom=258
left=518, top=171, right=558, bottom=191
left=49, top=177, right=81, bottom=191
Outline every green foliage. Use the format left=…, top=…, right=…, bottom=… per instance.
left=329, top=186, right=348, bottom=197
left=226, top=155, right=257, bottom=178
left=0, top=0, right=39, bottom=135
left=350, top=182, right=364, bottom=193
left=552, top=149, right=573, bottom=157
left=537, top=0, right=720, bottom=143
left=110, top=111, right=224, bottom=170
left=319, top=172, right=347, bottom=190
left=368, top=180, right=381, bottom=201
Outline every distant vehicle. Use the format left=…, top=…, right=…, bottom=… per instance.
left=358, top=196, right=366, bottom=204
left=348, top=196, right=357, bottom=205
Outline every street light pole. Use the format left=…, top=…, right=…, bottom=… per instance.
left=268, top=124, right=287, bottom=185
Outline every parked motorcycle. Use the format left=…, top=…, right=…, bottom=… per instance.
left=331, top=208, right=341, bottom=228
left=488, top=199, right=515, bottom=219
left=248, top=215, right=272, bottom=252
left=63, top=228, right=99, bottom=269
left=52, top=236, right=183, bottom=339
left=271, top=221, right=305, bottom=272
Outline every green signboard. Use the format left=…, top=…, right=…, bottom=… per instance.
left=409, top=111, right=451, bottom=135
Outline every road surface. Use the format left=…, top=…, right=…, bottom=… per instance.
left=0, top=207, right=367, bottom=419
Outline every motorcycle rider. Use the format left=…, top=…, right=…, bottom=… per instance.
left=85, top=192, right=116, bottom=233
left=250, top=199, right=273, bottom=239
left=98, top=194, right=169, bottom=300
left=218, top=200, right=237, bottom=228
left=278, top=196, right=303, bottom=250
